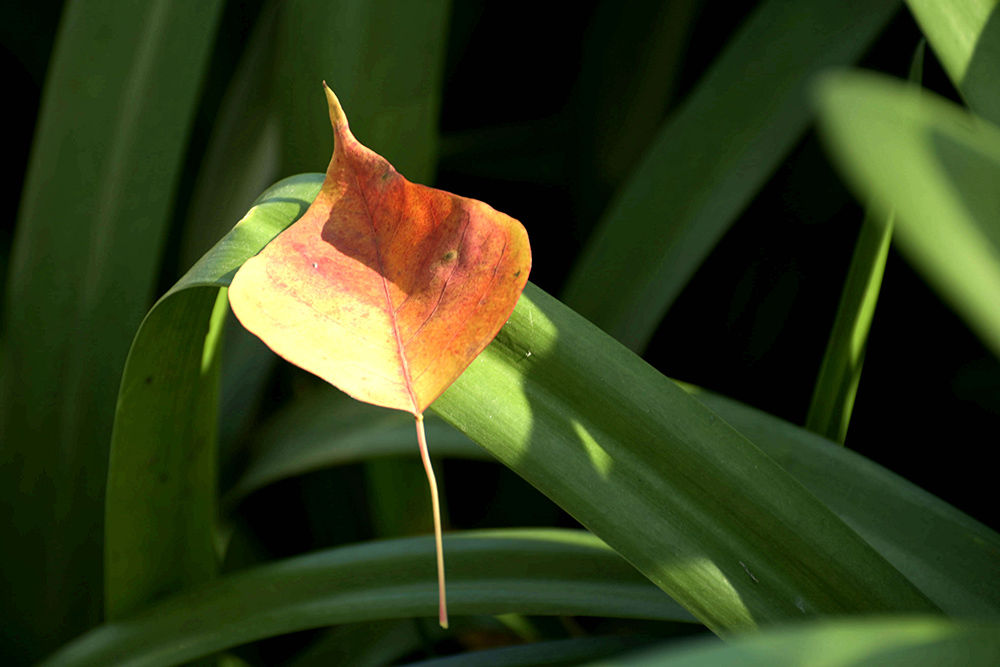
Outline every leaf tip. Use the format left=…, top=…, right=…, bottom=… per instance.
left=322, top=81, right=348, bottom=130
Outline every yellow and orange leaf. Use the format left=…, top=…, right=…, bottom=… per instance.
left=228, top=84, right=531, bottom=628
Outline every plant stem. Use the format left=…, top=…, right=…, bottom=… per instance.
left=415, top=412, right=448, bottom=628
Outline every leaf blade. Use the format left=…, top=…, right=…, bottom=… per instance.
left=814, top=69, right=1000, bottom=360
left=39, top=530, right=692, bottom=667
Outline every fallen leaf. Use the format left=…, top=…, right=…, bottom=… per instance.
left=228, top=83, right=531, bottom=628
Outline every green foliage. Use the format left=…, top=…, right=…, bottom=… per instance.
left=3, top=1, right=999, bottom=666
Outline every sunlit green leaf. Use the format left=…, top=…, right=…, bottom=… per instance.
left=906, top=0, right=1000, bottom=125
left=814, top=69, right=1000, bottom=359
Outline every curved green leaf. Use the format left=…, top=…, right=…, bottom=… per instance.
left=432, top=292, right=937, bottom=630
left=40, top=530, right=692, bottom=667
left=561, top=0, right=900, bottom=351
left=105, top=288, right=226, bottom=618
left=814, top=69, right=1000, bottom=359
left=104, top=174, right=324, bottom=620
left=689, top=387, right=1000, bottom=618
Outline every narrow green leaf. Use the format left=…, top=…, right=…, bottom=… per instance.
left=805, top=42, right=925, bottom=444
left=905, top=0, right=1000, bottom=125
left=105, top=289, right=226, bottom=618
left=39, top=530, right=692, bottom=667
left=434, top=288, right=937, bottom=631
left=586, top=617, right=1000, bottom=666
left=179, top=0, right=454, bottom=458
left=814, top=69, right=1000, bottom=359
left=689, top=387, right=1000, bottom=618
left=561, top=0, right=901, bottom=351
left=804, top=208, right=893, bottom=443
left=0, top=0, right=225, bottom=659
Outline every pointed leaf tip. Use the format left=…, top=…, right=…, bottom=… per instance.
left=323, top=82, right=347, bottom=130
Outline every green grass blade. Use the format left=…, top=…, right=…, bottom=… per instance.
left=689, top=387, right=1000, bottom=617
left=561, top=0, right=900, bottom=351
left=433, top=286, right=936, bottom=630
left=39, top=530, right=692, bottom=667
left=804, top=42, right=926, bottom=444
left=0, top=0, right=225, bottom=659
left=814, top=70, right=1000, bottom=360
left=229, top=373, right=1000, bottom=617
left=586, top=617, right=1000, bottom=666
left=105, top=289, right=226, bottom=618
left=906, top=0, right=1000, bottom=125
left=804, top=208, right=893, bottom=444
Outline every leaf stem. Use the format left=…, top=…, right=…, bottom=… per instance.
left=415, top=412, right=448, bottom=628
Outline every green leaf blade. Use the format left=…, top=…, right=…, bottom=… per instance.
left=814, top=69, right=1000, bottom=360
left=905, top=0, right=1000, bottom=125
left=40, top=530, right=691, bottom=667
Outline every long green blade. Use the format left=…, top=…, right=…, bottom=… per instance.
left=690, top=387, right=1000, bottom=618
left=40, top=530, right=692, bottom=667
left=804, top=42, right=925, bottom=444
left=0, top=0, right=224, bottom=660
left=223, top=376, right=1000, bottom=618
left=561, top=0, right=900, bottom=351
left=105, top=290, right=227, bottom=618
left=905, top=0, right=1000, bottom=125
left=814, top=69, right=1000, bottom=359
left=433, top=288, right=935, bottom=630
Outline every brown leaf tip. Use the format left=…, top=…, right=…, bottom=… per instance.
left=322, top=81, right=348, bottom=130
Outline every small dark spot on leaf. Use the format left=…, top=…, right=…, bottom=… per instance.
left=442, top=250, right=457, bottom=262
left=158, top=472, right=170, bottom=484
left=145, top=376, right=154, bottom=385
